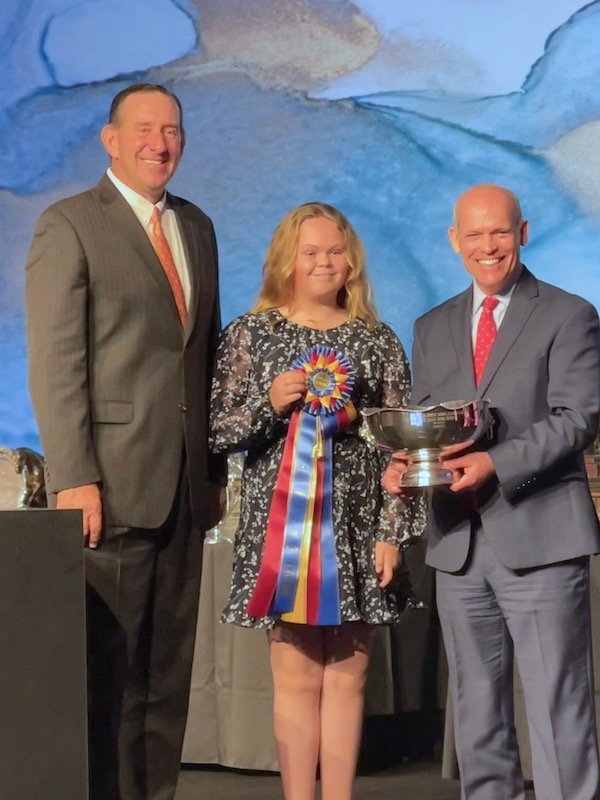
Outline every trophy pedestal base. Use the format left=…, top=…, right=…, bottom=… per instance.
left=402, top=464, right=454, bottom=488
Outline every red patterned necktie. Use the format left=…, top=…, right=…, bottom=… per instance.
left=150, top=207, right=188, bottom=328
left=473, top=296, right=499, bottom=386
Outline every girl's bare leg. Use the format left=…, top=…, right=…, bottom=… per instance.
left=268, top=623, right=325, bottom=800
left=319, top=623, right=374, bottom=800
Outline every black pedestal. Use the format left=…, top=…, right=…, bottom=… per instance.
left=0, top=510, right=88, bottom=800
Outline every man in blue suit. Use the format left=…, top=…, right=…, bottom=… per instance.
left=386, top=184, right=600, bottom=799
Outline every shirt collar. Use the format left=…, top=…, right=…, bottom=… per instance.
left=471, top=265, right=522, bottom=315
left=106, top=169, right=167, bottom=225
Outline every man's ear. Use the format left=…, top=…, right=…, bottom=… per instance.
left=520, top=219, right=529, bottom=247
left=100, top=124, right=118, bottom=159
left=448, top=226, right=461, bottom=254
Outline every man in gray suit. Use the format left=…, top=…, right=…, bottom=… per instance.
left=385, top=184, right=600, bottom=799
left=25, top=83, right=226, bottom=800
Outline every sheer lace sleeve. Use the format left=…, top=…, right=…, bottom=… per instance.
left=374, top=324, right=428, bottom=545
left=379, top=323, right=411, bottom=409
left=209, top=316, right=287, bottom=454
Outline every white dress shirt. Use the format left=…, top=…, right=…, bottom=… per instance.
left=470, top=275, right=519, bottom=349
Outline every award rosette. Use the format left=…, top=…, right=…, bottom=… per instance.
left=247, top=345, right=356, bottom=625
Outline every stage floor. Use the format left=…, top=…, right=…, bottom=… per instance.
left=176, top=760, right=536, bottom=799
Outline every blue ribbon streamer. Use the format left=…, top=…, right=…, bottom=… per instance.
left=271, top=410, right=343, bottom=623
left=316, top=435, right=340, bottom=624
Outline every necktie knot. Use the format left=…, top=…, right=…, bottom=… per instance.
left=483, top=296, right=499, bottom=313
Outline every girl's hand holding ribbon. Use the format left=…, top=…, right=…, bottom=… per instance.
left=269, top=370, right=308, bottom=414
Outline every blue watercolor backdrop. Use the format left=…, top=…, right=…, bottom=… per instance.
left=2, top=0, right=599, bottom=448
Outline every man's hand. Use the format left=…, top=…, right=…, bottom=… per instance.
left=382, top=452, right=412, bottom=495
left=269, top=371, right=307, bottom=414
left=439, top=439, right=475, bottom=459
left=56, top=483, right=103, bottom=548
left=374, top=541, right=402, bottom=588
left=441, top=451, right=495, bottom=493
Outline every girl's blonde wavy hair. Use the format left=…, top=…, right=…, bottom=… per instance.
left=252, top=202, right=379, bottom=328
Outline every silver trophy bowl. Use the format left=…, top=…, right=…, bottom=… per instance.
left=363, top=400, right=492, bottom=487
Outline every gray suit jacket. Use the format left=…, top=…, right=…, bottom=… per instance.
left=25, top=174, right=226, bottom=530
left=412, top=266, right=600, bottom=572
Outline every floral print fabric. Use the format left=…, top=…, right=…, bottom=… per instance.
left=210, top=309, right=424, bottom=628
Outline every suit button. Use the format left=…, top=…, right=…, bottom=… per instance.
left=178, top=403, right=187, bottom=412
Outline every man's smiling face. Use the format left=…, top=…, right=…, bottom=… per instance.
left=449, top=185, right=529, bottom=295
left=101, top=90, right=184, bottom=203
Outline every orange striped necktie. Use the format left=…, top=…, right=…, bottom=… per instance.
left=150, top=206, right=188, bottom=328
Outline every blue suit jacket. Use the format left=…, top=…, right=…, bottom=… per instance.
left=411, top=266, right=600, bottom=572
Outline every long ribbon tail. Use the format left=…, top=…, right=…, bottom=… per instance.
left=315, top=436, right=340, bottom=624
left=248, top=394, right=356, bottom=624
left=246, top=411, right=299, bottom=618
left=274, top=412, right=319, bottom=617
left=306, top=454, right=324, bottom=624
left=281, top=415, right=342, bottom=625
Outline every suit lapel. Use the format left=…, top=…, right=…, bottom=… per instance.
left=448, top=287, right=478, bottom=396
left=97, top=176, right=183, bottom=329
left=477, top=267, right=539, bottom=396
left=171, top=200, right=202, bottom=345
